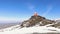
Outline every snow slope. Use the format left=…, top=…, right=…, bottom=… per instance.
left=0, top=24, right=60, bottom=34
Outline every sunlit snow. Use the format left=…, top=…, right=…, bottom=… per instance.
left=0, top=24, right=60, bottom=34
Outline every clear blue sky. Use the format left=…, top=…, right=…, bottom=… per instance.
left=0, top=0, right=60, bottom=21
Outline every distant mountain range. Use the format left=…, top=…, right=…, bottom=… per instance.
left=0, top=22, right=21, bottom=29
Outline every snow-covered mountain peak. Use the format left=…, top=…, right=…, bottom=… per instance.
left=0, top=14, right=60, bottom=34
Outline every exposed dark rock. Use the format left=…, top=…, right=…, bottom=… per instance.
left=50, top=21, right=60, bottom=28
left=20, top=14, right=55, bottom=27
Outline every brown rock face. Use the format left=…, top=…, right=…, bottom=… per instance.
left=50, top=20, right=60, bottom=28
left=28, top=15, right=45, bottom=26
left=21, top=12, right=55, bottom=27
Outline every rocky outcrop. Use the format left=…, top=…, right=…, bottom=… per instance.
left=20, top=14, right=55, bottom=27
left=50, top=20, right=60, bottom=28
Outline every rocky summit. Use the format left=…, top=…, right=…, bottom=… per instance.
left=20, top=12, right=55, bottom=27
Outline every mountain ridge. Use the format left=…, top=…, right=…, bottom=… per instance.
left=21, top=13, right=55, bottom=28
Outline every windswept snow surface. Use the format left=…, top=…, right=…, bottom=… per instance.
left=0, top=25, right=60, bottom=34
